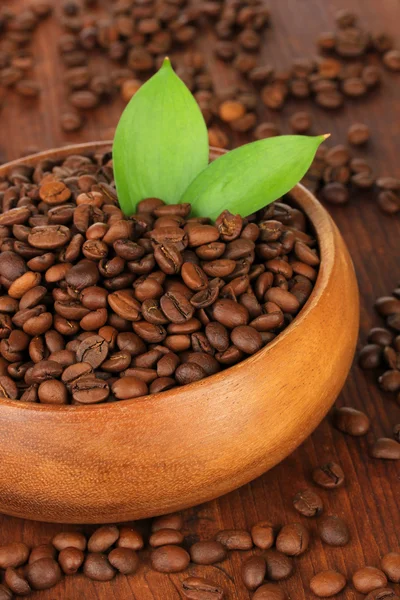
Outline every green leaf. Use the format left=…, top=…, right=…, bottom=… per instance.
left=113, top=58, right=209, bottom=216
left=182, top=134, right=329, bottom=220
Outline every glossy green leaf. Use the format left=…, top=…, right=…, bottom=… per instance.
left=182, top=134, right=329, bottom=220
left=113, top=58, right=209, bottom=216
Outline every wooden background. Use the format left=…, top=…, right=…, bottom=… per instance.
left=0, top=0, right=399, bottom=598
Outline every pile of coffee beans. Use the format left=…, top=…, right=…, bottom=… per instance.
left=0, top=462, right=399, bottom=599
left=0, top=149, right=320, bottom=404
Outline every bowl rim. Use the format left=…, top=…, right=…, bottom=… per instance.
left=0, top=141, right=334, bottom=414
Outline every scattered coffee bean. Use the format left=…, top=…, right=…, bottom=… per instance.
left=253, top=584, right=287, bottom=600
left=108, top=548, right=139, bottom=575
left=381, top=553, right=400, bottom=583
left=58, top=547, right=84, bottom=575
left=348, top=123, right=370, bottom=145
left=149, top=529, right=184, bottom=548
left=152, top=513, right=183, bottom=532
left=318, top=515, right=350, bottom=546
left=83, top=553, right=116, bottom=581
left=251, top=521, right=275, bottom=549
left=182, top=577, right=224, bottom=600
left=52, top=531, right=86, bottom=552
left=370, top=438, right=400, bottom=460
left=312, top=462, right=345, bottom=489
left=276, top=523, right=310, bottom=556
left=150, top=545, right=190, bottom=573
left=4, top=567, right=31, bottom=596
left=0, top=543, right=30, bottom=569
left=365, top=589, right=400, bottom=600
left=333, top=406, right=370, bottom=436
left=353, top=566, right=388, bottom=594
left=310, top=570, right=346, bottom=597
left=26, top=557, right=62, bottom=590
left=264, top=549, right=294, bottom=580
left=241, top=555, right=267, bottom=590
left=293, top=489, right=323, bottom=517
left=215, top=529, right=253, bottom=551
left=87, top=525, right=119, bottom=553
left=190, top=541, right=226, bottom=565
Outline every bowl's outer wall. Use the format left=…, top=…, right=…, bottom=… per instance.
left=0, top=143, right=359, bottom=523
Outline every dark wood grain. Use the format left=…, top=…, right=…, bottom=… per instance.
left=0, top=0, right=399, bottom=598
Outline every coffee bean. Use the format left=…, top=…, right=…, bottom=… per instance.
left=108, top=548, right=139, bottom=575
left=0, top=585, right=12, bottom=600
left=253, top=584, right=287, bottom=600
left=264, top=549, right=293, bottom=581
left=365, top=589, right=400, bottom=600
left=353, top=567, right=388, bottom=594
left=379, top=371, right=400, bottom=392
left=149, top=529, right=184, bottom=548
left=333, top=406, right=370, bottom=436
left=0, top=543, right=30, bottom=569
left=276, top=523, right=310, bottom=556
left=348, top=123, right=370, bottom=146
left=230, top=325, right=263, bottom=354
left=312, top=462, right=345, bottom=488
left=290, top=111, right=312, bottom=133
left=310, top=570, right=346, bottom=597
left=318, top=515, right=350, bottom=546
left=88, top=525, right=119, bottom=553
left=182, top=577, right=224, bottom=600
left=370, top=438, right=400, bottom=460
left=150, top=545, right=190, bottom=573
left=26, top=557, right=62, bottom=590
left=293, top=489, right=323, bottom=517
left=190, top=541, right=226, bottom=565
left=4, top=567, right=31, bottom=596
left=378, top=192, right=400, bottom=215
left=151, top=513, right=183, bottom=532
left=241, top=555, right=267, bottom=590
left=117, top=527, right=144, bottom=551
left=215, top=529, right=253, bottom=550
left=52, top=531, right=86, bottom=552
left=29, top=544, right=56, bottom=564
left=381, top=553, right=400, bottom=583
left=83, top=553, right=116, bottom=581
left=58, top=547, right=84, bottom=574
left=383, top=50, right=400, bottom=71
left=359, top=344, right=382, bottom=369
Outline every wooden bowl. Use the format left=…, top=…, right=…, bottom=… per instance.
left=0, top=143, right=359, bottom=524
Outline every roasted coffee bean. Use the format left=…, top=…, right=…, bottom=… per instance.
left=365, top=589, right=400, bottom=600
left=4, top=567, right=31, bottom=596
left=348, top=123, right=370, bottom=146
left=241, top=555, right=267, bottom=590
left=83, top=553, right=116, bottom=581
left=150, top=545, right=190, bottom=573
left=29, top=544, right=56, bottom=564
left=264, top=550, right=294, bottom=581
left=0, top=543, right=30, bottom=569
left=190, top=541, right=226, bottom=565
left=379, top=371, right=400, bottom=392
left=212, top=299, right=249, bottom=328
left=370, top=438, right=400, bottom=460
left=383, top=49, right=400, bottom=71
left=293, top=488, right=323, bottom=517
left=290, top=111, right=312, bottom=133
left=108, top=548, right=139, bottom=575
left=253, top=584, right=287, bottom=600
left=182, top=577, right=224, bottom=600
left=215, top=530, right=252, bottom=551
left=333, top=406, right=370, bottom=436
left=175, top=362, right=206, bottom=385
left=381, top=553, right=400, bottom=583
left=276, top=523, right=310, bottom=556
left=112, top=376, right=148, bottom=400
left=160, top=291, right=194, bottom=323
left=251, top=521, right=275, bottom=549
left=353, top=567, right=388, bottom=594
left=149, top=529, right=184, bottom=548
left=52, top=531, right=86, bottom=552
left=88, top=526, right=119, bottom=553
left=0, top=585, right=12, bottom=600
left=312, top=462, right=345, bottom=488
left=58, top=547, right=84, bottom=575
left=152, top=513, right=183, bottom=532
left=321, top=182, right=349, bottom=204
left=310, top=570, right=346, bottom=597
left=26, top=558, right=62, bottom=590
left=359, top=344, right=382, bottom=369
left=117, top=527, right=144, bottom=551
left=38, top=379, right=68, bottom=404
left=318, top=515, right=350, bottom=546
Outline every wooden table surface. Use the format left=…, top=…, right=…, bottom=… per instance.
left=0, top=0, right=399, bottom=598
